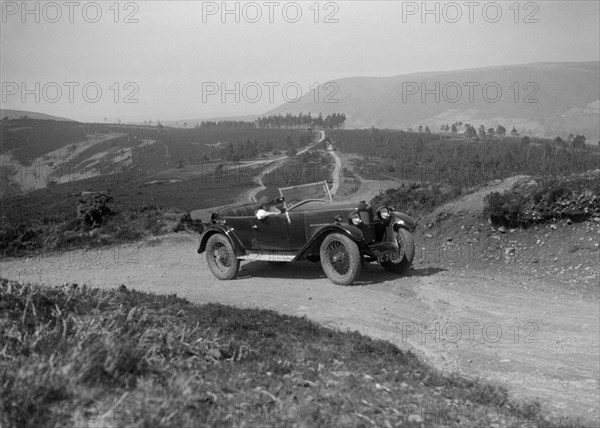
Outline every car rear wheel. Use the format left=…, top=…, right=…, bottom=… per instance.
left=206, top=234, right=240, bottom=280
left=381, top=228, right=415, bottom=274
left=320, top=233, right=361, bottom=285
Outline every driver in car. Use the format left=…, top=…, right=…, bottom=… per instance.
left=256, top=196, right=281, bottom=219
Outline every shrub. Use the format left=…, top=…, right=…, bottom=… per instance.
left=484, top=171, right=600, bottom=227
left=76, top=192, right=116, bottom=228
left=371, top=182, right=461, bottom=217
left=483, top=192, right=526, bottom=227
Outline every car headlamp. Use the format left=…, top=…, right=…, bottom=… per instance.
left=349, top=212, right=362, bottom=225
left=377, top=207, right=390, bottom=220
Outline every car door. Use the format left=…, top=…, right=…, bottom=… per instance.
left=252, top=213, right=289, bottom=250
left=286, top=210, right=307, bottom=250
left=225, top=216, right=255, bottom=249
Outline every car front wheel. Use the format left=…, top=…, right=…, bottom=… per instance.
left=320, top=233, right=361, bottom=285
left=381, top=228, right=415, bottom=274
left=205, top=234, right=240, bottom=280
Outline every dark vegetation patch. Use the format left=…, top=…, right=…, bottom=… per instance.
left=372, top=183, right=463, bottom=219
left=1, top=279, right=571, bottom=428
left=330, top=129, right=599, bottom=189
left=1, top=165, right=257, bottom=257
left=0, top=119, right=88, bottom=162
left=0, top=190, right=186, bottom=258
left=483, top=171, right=600, bottom=228
left=1, top=119, right=314, bottom=165
left=1, top=122, right=319, bottom=257
left=335, top=129, right=599, bottom=222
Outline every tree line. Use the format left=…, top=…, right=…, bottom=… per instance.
left=328, top=127, right=599, bottom=189
left=256, top=113, right=346, bottom=129
left=431, top=122, right=592, bottom=149
left=195, top=113, right=346, bottom=130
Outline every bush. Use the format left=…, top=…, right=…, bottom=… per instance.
left=483, top=171, right=600, bottom=227
left=483, top=192, right=526, bottom=227
left=371, top=182, right=461, bottom=217
left=76, top=192, right=116, bottom=227
left=342, top=167, right=355, bottom=179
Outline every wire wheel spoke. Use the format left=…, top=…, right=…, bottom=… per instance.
left=390, top=242, right=404, bottom=263
left=320, top=233, right=360, bottom=286
left=326, top=240, right=349, bottom=275
left=211, top=243, right=230, bottom=271
left=205, top=234, right=240, bottom=281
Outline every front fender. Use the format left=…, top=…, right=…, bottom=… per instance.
left=391, top=212, right=416, bottom=233
left=294, top=224, right=363, bottom=261
left=198, top=224, right=245, bottom=256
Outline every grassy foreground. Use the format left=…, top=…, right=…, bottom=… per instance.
left=0, top=279, right=570, bottom=427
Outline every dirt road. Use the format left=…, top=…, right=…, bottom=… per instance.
left=245, top=130, right=327, bottom=202
left=1, top=232, right=598, bottom=425
left=325, top=143, right=342, bottom=195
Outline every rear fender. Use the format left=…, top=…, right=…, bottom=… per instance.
left=294, top=224, right=363, bottom=261
left=198, top=225, right=245, bottom=257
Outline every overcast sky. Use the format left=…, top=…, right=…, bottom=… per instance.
left=1, top=0, right=599, bottom=122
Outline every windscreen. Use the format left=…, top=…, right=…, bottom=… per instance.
left=278, top=181, right=332, bottom=208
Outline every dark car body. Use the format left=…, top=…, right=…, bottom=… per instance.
left=194, top=182, right=416, bottom=285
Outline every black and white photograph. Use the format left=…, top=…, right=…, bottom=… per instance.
left=1, top=1, right=599, bottom=426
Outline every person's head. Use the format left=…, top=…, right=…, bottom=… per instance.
left=258, top=196, right=270, bottom=210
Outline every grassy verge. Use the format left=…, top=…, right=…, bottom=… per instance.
left=1, top=164, right=257, bottom=258
left=1, top=279, right=574, bottom=428
left=0, top=200, right=186, bottom=259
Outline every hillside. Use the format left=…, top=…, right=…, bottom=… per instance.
left=0, top=122, right=322, bottom=257
left=268, top=62, right=600, bottom=140
left=0, top=119, right=315, bottom=197
left=413, top=174, right=599, bottom=289
left=0, top=109, right=73, bottom=122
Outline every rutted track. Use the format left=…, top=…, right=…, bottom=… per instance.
left=325, top=141, right=342, bottom=196
left=244, top=130, right=328, bottom=202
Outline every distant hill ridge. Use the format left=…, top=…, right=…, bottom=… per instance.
left=268, top=61, right=600, bottom=139
left=3, top=62, right=599, bottom=139
left=0, top=109, right=74, bottom=122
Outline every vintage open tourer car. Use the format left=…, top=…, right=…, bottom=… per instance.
left=192, top=182, right=416, bottom=285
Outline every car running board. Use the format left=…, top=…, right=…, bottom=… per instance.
left=238, top=251, right=296, bottom=262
